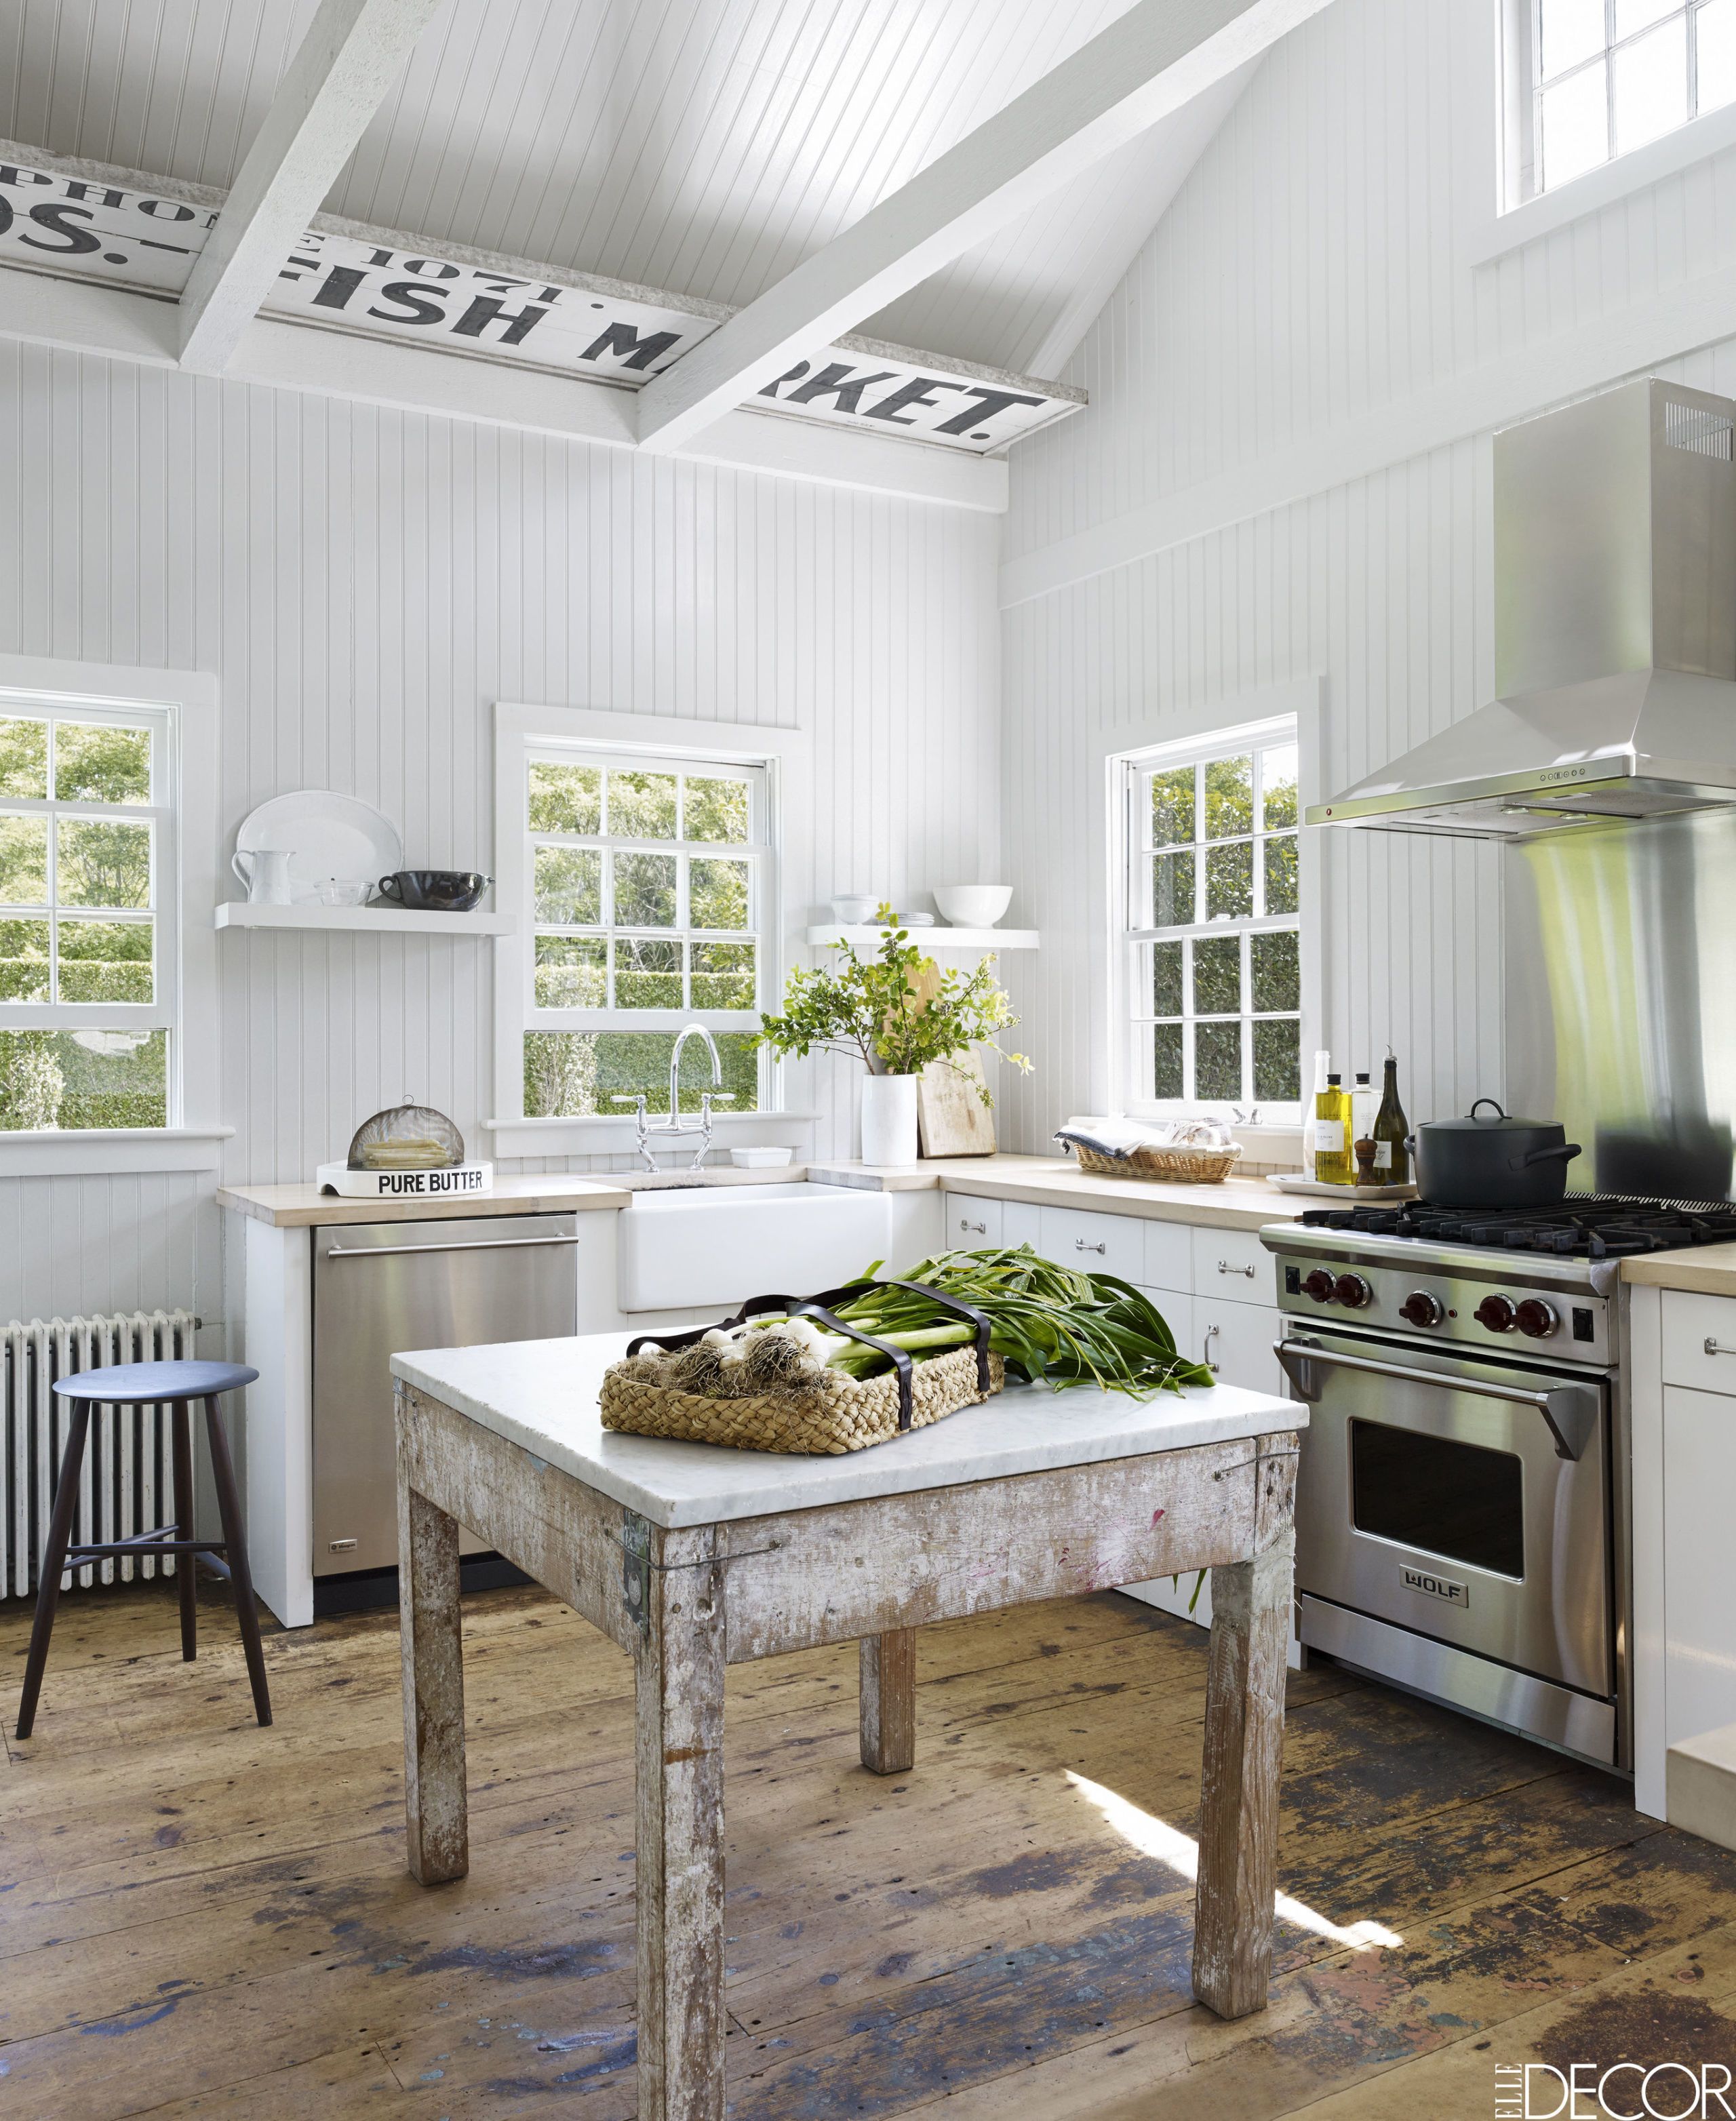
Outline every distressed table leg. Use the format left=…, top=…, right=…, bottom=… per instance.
left=1191, top=1526, right=1293, bottom=2019
left=859, top=1629, right=916, bottom=1775
left=635, top=1523, right=726, bottom=2121
left=399, top=1478, right=469, bottom=1886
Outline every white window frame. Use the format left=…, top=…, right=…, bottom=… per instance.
left=489, top=702, right=812, bottom=1157
left=0, top=654, right=224, bottom=1177
left=1477, top=0, right=1736, bottom=262
left=1103, top=683, right=1323, bottom=1136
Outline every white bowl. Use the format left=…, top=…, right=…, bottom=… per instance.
left=831, top=894, right=877, bottom=924
left=933, top=884, right=1012, bottom=928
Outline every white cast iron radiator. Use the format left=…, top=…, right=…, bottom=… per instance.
left=1, top=1311, right=200, bottom=1598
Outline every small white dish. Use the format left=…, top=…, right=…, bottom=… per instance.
left=895, top=910, right=934, bottom=927
left=730, top=1146, right=794, bottom=1168
left=233, top=791, right=403, bottom=907
left=934, top=884, right=1013, bottom=928
left=831, top=894, right=877, bottom=924
left=1269, top=1174, right=1417, bottom=1200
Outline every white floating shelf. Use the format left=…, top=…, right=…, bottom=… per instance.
left=216, top=902, right=514, bottom=936
left=806, top=925, right=1038, bottom=950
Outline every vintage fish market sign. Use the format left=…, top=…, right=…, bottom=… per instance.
left=0, top=153, right=1085, bottom=454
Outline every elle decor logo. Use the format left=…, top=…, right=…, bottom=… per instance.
left=1496, top=2060, right=1735, bottom=2117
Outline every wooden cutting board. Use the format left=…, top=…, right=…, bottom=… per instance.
left=918, top=1048, right=997, bottom=1157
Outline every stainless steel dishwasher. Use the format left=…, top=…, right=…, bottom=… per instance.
left=311, top=1213, right=579, bottom=1577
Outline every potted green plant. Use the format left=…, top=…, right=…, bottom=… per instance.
left=757, top=908, right=1029, bottom=1165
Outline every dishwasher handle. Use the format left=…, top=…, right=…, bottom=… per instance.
left=323, top=1231, right=583, bottom=1261
left=1274, top=1335, right=1598, bottom=1463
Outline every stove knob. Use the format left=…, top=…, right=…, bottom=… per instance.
left=1333, top=1273, right=1373, bottom=1309
left=1515, top=1297, right=1560, bottom=1339
left=1301, top=1269, right=1337, bottom=1302
left=1400, top=1290, right=1444, bottom=1327
left=1475, top=1293, right=1517, bottom=1332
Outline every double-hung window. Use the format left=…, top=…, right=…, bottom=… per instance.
left=519, top=745, right=770, bottom=1118
left=1117, top=723, right=1301, bottom=1121
left=1507, top=0, right=1736, bottom=199
left=0, top=700, right=175, bottom=1130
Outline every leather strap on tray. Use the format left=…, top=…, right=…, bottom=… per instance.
left=626, top=1277, right=993, bottom=1433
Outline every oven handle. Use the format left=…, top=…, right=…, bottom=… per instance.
left=1274, top=1337, right=1598, bottom=1462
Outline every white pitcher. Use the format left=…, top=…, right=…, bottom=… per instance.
left=233, top=847, right=294, bottom=904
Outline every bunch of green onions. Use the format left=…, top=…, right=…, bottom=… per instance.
left=771, top=1244, right=1213, bottom=1396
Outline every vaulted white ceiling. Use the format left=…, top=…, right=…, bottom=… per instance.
left=0, top=0, right=1251, bottom=380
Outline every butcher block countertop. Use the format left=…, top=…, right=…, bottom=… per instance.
left=1621, top=1243, right=1736, bottom=1296
left=804, top=1153, right=1309, bottom=1231
left=217, top=1174, right=632, bottom=1227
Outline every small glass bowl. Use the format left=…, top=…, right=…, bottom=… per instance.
left=319, top=877, right=374, bottom=907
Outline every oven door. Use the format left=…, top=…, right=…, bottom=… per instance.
left=1279, top=1324, right=1612, bottom=1699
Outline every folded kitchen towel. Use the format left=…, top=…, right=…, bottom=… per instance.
left=1053, top=1117, right=1158, bottom=1162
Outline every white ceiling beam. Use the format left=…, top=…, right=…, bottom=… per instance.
left=633, top=0, right=1333, bottom=454
left=177, top=0, right=441, bottom=375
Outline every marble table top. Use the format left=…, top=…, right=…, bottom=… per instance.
left=391, top=1332, right=1305, bottom=1528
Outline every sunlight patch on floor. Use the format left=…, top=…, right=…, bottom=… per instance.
left=1065, top=1769, right=1404, bottom=1951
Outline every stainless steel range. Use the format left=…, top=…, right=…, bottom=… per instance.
left=1263, top=1197, right=1736, bottom=1774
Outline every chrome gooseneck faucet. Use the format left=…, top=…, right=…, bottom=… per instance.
left=611, top=1023, right=734, bottom=1171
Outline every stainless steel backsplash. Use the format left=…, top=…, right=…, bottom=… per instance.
left=1507, top=810, right=1736, bottom=1202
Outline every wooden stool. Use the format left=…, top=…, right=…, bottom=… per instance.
left=14, top=1360, right=272, bottom=1739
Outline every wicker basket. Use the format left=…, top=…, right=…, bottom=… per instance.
left=601, top=1343, right=1005, bottom=1456
left=1071, top=1141, right=1241, bottom=1185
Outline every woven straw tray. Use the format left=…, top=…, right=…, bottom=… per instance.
left=1071, top=1141, right=1240, bottom=1185
left=601, top=1343, right=1005, bottom=1456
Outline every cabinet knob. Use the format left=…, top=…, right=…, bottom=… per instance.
left=1705, top=1337, right=1736, bottom=1357
left=1202, top=1322, right=1221, bottom=1374
left=958, top=1218, right=987, bottom=1235
left=1076, top=1239, right=1107, bottom=1255
left=1218, top=1258, right=1257, bottom=1278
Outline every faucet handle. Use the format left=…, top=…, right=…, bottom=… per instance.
left=702, top=1092, right=735, bottom=1105
left=610, top=1094, right=648, bottom=1108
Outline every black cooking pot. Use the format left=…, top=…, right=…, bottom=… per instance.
left=377, top=869, right=491, bottom=912
left=1406, top=1098, right=1582, bottom=1208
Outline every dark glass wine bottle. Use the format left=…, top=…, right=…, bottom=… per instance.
left=1371, top=1052, right=1409, bottom=1187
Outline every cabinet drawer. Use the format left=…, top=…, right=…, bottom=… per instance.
left=1040, top=1205, right=1145, bottom=1282
left=1196, top=1300, right=1284, bottom=1394
left=1661, top=1291, right=1736, bottom=1391
left=1143, top=1218, right=1193, bottom=1294
left=943, top=1193, right=1000, bottom=1247
left=1191, top=1226, right=1274, bottom=1307
left=1002, top=1198, right=1042, bottom=1250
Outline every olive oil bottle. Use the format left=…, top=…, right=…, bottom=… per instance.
left=1371, top=1052, right=1410, bottom=1187
left=1313, top=1070, right=1354, bottom=1185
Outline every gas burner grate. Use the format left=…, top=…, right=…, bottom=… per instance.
left=1297, top=1194, right=1736, bottom=1257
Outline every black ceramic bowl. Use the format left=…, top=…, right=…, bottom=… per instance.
left=378, top=869, right=492, bottom=912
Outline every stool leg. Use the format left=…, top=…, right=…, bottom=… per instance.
left=15, top=1403, right=92, bottom=1739
left=171, top=1400, right=197, bottom=1663
left=203, top=1395, right=271, bottom=1727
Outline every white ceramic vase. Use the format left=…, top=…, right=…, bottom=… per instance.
left=860, top=1072, right=919, bottom=1167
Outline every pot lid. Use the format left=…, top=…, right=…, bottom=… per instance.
left=1417, top=1099, right=1558, bottom=1134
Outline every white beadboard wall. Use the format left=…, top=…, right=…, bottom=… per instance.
left=995, top=0, right=1736, bottom=1152
left=0, top=342, right=999, bottom=1323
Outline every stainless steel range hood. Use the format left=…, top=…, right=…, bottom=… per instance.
left=1309, top=378, right=1736, bottom=839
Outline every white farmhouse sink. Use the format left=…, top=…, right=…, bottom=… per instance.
left=616, top=1181, right=893, bottom=1313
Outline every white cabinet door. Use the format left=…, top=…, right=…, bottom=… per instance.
left=1143, top=1218, right=1193, bottom=1293
left=1002, top=1198, right=1043, bottom=1249
left=942, top=1193, right=1000, bottom=1248
left=1190, top=1225, right=1274, bottom=1307
left=1663, top=1384, right=1736, bottom=1744
left=1196, top=1298, right=1285, bottom=1394
left=1039, top=1204, right=1145, bottom=1282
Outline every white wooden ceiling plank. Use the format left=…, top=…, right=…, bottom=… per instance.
left=637, top=0, right=1332, bottom=452
left=178, top=0, right=444, bottom=374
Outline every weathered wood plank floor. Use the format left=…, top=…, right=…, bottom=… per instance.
left=3, top=1577, right=1735, bottom=2119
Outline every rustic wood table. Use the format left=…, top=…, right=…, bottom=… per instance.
left=391, top=1334, right=1304, bottom=2121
